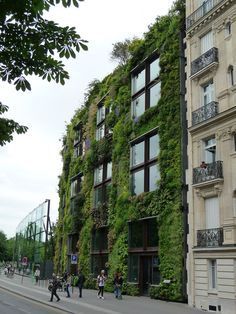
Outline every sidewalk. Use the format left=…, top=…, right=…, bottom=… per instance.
left=0, top=273, right=202, bottom=314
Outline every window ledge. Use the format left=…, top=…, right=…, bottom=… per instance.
left=230, top=152, right=236, bottom=158
left=208, top=290, right=218, bottom=296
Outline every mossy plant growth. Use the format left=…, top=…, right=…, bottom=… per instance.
left=55, top=0, right=185, bottom=301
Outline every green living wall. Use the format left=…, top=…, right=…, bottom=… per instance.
left=55, top=0, right=186, bottom=301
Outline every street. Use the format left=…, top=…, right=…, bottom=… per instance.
left=0, top=287, right=65, bottom=314
left=0, top=273, right=203, bottom=314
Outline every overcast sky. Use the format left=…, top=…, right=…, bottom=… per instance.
left=0, top=0, right=174, bottom=239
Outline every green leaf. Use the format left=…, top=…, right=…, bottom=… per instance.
left=79, top=42, right=88, bottom=51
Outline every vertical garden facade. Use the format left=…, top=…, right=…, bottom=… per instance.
left=55, top=1, right=186, bottom=301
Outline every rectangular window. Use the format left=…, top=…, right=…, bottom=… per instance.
left=149, top=164, right=160, bottom=192
left=131, top=169, right=144, bottom=195
left=93, top=162, right=112, bottom=208
left=70, top=175, right=83, bottom=198
left=94, top=165, right=103, bottom=185
left=149, top=134, right=160, bottom=160
left=97, top=105, right=105, bottom=125
left=150, top=58, right=160, bottom=81
left=94, top=186, right=103, bottom=208
left=204, top=137, right=216, bottom=163
left=130, top=130, right=160, bottom=195
left=92, top=227, right=108, bottom=251
left=202, top=81, right=214, bottom=106
left=149, top=82, right=161, bottom=108
left=128, top=255, right=139, bottom=282
left=131, top=93, right=145, bottom=119
left=130, top=141, right=145, bottom=167
left=201, top=30, right=213, bottom=54
left=96, top=124, right=105, bottom=141
left=106, top=162, right=112, bottom=179
left=91, top=254, right=108, bottom=277
left=131, top=54, right=161, bottom=119
left=209, top=259, right=217, bottom=290
left=129, top=221, right=143, bottom=248
left=132, top=68, right=145, bottom=95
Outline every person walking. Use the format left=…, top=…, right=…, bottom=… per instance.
left=49, top=273, right=60, bottom=302
left=65, top=273, right=71, bottom=298
left=97, top=269, right=106, bottom=299
left=77, top=270, right=85, bottom=298
left=34, top=268, right=40, bottom=285
left=114, top=272, right=123, bottom=299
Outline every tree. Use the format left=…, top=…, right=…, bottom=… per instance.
left=0, top=230, right=8, bottom=261
left=110, top=37, right=143, bottom=66
left=0, top=0, right=88, bottom=146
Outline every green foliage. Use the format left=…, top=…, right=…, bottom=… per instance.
left=56, top=0, right=185, bottom=301
left=0, top=0, right=87, bottom=146
left=0, top=103, right=28, bottom=146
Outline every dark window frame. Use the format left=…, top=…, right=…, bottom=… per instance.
left=131, top=53, right=161, bottom=119
left=73, top=123, right=84, bottom=158
left=70, top=173, right=83, bottom=199
left=96, top=101, right=111, bottom=141
left=128, top=217, right=158, bottom=252
left=93, top=162, right=112, bottom=208
left=130, top=129, right=159, bottom=195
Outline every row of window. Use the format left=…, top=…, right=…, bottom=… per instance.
left=70, top=130, right=160, bottom=210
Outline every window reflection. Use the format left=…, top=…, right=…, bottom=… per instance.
left=131, top=141, right=144, bottom=167
left=132, top=93, right=145, bottom=119
left=132, top=68, right=145, bottom=95
left=150, top=82, right=161, bottom=107
left=150, top=58, right=160, bottom=81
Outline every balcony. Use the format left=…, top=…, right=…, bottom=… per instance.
left=191, top=47, right=218, bottom=78
left=186, top=0, right=223, bottom=30
left=192, top=101, right=218, bottom=125
left=197, top=227, right=223, bottom=247
left=193, top=161, right=223, bottom=185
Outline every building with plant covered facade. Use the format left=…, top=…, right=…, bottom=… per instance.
left=54, top=0, right=187, bottom=301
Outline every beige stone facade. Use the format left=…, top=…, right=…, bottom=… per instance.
left=186, top=0, right=236, bottom=313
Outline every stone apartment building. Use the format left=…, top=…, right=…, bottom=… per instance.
left=186, top=0, right=236, bottom=313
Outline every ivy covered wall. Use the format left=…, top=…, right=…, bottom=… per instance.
left=55, top=0, right=186, bottom=301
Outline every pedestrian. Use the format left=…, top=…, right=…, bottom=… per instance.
left=77, top=269, right=85, bottom=298
left=49, top=273, right=60, bottom=302
left=97, top=269, right=106, bottom=299
left=65, top=272, right=71, bottom=298
left=34, top=268, right=40, bottom=285
left=114, top=272, right=123, bottom=299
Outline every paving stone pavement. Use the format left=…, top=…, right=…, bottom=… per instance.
left=0, top=272, right=203, bottom=314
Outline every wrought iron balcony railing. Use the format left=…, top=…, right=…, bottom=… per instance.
left=191, top=47, right=218, bottom=77
left=193, top=161, right=223, bottom=185
left=197, top=227, right=223, bottom=247
left=192, top=101, right=218, bottom=125
left=186, top=0, right=223, bottom=29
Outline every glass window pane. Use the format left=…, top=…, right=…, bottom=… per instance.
left=97, top=105, right=105, bottom=125
left=152, top=256, right=160, bottom=284
left=132, top=93, right=145, bottom=119
left=131, top=170, right=144, bottom=195
left=149, top=134, right=160, bottom=160
left=106, top=162, right=112, bottom=179
left=129, top=255, right=139, bottom=282
left=94, top=186, right=103, bottom=208
left=104, top=183, right=111, bottom=203
left=129, top=221, right=143, bottom=248
left=132, top=69, right=145, bottom=95
left=150, top=82, right=161, bottom=107
left=150, top=58, right=160, bottom=81
left=149, top=164, right=160, bottom=192
left=131, top=141, right=144, bottom=167
left=96, top=124, right=105, bottom=140
left=94, top=165, right=103, bottom=185
left=147, top=219, right=158, bottom=247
